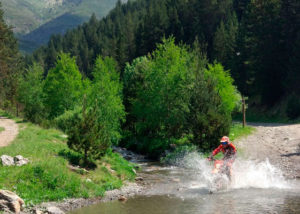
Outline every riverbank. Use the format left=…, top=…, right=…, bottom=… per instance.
left=0, top=116, right=137, bottom=213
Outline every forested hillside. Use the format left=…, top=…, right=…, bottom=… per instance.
left=1, top=0, right=125, bottom=52
left=29, top=0, right=300, bottom=118
left=1, top=0, right=300, bottom=160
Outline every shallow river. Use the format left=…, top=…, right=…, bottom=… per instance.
left=69, top=153, right=300, bottom=214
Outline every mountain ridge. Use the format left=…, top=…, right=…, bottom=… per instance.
left=1, top=0, right=125, bottom=52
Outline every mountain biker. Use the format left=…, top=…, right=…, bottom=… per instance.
left=208, top=136, right=236, bottom=179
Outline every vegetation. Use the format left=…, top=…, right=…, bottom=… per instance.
left=0, top=0, right=298, bottom=204
left=67, top=101, right=109, bottom=166
left=88, top=56, right=125, bottom=145
left=17, top=63, right=45, bottom=123
left=1, top=0, right=122, bottom=52
left=121, top=38, right=240, bottom=157
left=0, top=2, right=22, bottom=115
left=0, top=127, right=4, bottom=133
left=229, top=123, right=256, bottom=141
left=43, top=53, right=84, bottom=118
left=0, top=119, right=136, bottom=204
left=27, top=0, right=299, bottom=120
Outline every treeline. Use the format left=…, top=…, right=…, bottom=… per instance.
left=1, top=0, right=299, bottom=160
left=0, top=0, right=241, bottom=159
left=19, top=38, right=240, bottom=159
left=0, top=2, right=22, bottom=113
left=28, top=0, right=300, bottom=118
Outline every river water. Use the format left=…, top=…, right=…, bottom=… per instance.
left=69, top=152, right=300, bottom=214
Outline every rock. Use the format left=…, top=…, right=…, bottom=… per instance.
left=0, top=155, right=14, bottom=166
left=86, top=179, right=92, bottom=183
left=0, top=190, right=24, bottom=214
left=46, top=206, right=65, bottom=214
left=14, top=155, right=29, bottom=166
left=118, top=195, right=127, bottom=201
left=32, top=208, right=43, bottom=214
left=135, top=177, right=143, bottom=181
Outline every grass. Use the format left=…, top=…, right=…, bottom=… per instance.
left=0, top=118, right=136, bottom=205
left=0, top=127, right=4, bottom=133
left=229, top=122, right=256, bottom=141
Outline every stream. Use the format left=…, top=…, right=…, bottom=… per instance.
left=69, top=151, right=300, bottom=214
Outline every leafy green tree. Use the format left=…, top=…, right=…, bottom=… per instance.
left=132, top=38, right=194, bottom=150
left=123, top=38, right=240, bottom=155
left=17, top=63, right=45, bottom=123
left=43, top=53, right=84, bottom=118
left=89, top=56, right=125, bottom=145
left=205, top=63, right=241, bottom=116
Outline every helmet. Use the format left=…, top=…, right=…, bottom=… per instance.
left=220, top=136, right=230, bottom=143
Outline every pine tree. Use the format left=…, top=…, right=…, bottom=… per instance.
left=67, top=98, right=108, bottom=166
left=0, top=2, right=22, bottom=112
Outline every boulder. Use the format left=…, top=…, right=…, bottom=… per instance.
left=13, top=155, right=29, bottom=166
left=0, top=155, right=14, bottom=166
left=0, top=190, right=24, bottom=214
left=46, top=206, right=65, bottom=214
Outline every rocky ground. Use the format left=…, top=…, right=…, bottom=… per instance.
left=235, top=123, right=300, bottom=179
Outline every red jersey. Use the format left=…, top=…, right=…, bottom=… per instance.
left=212, top=143, right=236, bottom=160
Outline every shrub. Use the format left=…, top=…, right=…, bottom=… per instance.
left=53, top=107, right=81, bottom=132
left=67, top=103, right=110, bottom=166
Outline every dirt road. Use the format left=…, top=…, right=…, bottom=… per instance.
left=0, top=117, right=19, bottom=147
left=236, top=123, right=300, bottom=178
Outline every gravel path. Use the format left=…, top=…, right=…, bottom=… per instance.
left=0, top=117, right=19, bottom=147
left=236, top=123, right=300, bottom=179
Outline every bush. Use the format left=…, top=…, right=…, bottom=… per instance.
left=286, top=94, right=300, bottom=120
left=53, top=107, right=81, bottom=132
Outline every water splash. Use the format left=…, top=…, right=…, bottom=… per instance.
left=175, top=152, right=291, bottom=190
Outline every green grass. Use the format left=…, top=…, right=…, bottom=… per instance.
left=0, top=119, right=136, bottom=205
left=229, top=122, right=256, bottom=141
left=0, top=127, right=4, bottom=133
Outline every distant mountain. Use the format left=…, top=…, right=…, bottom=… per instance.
left=1, top=0, right=126, bottom=52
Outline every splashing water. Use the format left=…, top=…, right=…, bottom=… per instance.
left=175, top=152, right=291, bottom=190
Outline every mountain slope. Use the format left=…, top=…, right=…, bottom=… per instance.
left=1, top=0, right=124, bottom=52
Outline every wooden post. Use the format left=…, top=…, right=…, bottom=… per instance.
left=242, top=95, right=246, bottom=127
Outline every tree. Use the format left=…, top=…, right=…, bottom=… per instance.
left=18, top=63, right=45, bottom=123
left=205, top=63, right=241, bottom=116
left=89, top=56, right=125, bottom=145
left=67, top=99, right=108, bottom=165
left=0, top=2, right=22, bottom=112
left=43, top=53, right=84, bottom=118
